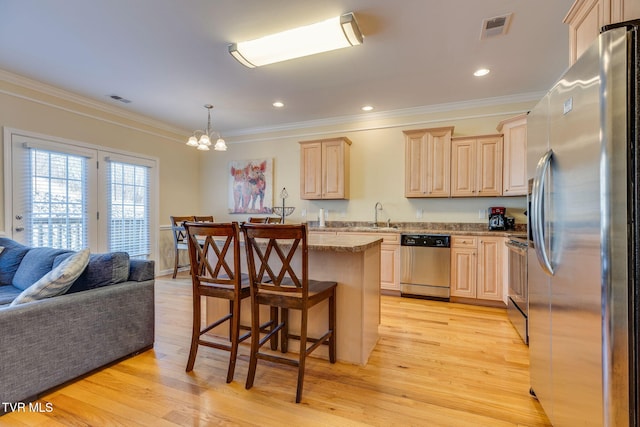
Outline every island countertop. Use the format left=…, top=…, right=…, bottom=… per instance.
left=307, top=233, right=382, bottom=252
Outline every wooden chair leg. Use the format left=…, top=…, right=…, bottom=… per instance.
left=186, top=295, right=201, bottom=371
left=270, top=306, right=278, bottom=351
left=245, top=297, right=260, bottom=390
left=227, top=298, right=241, bottom=383
left=281, top=307, right=289, bottom=353
left=329, top=292, right=337, bottom=363
left=172, top=248, right=180, bottom=278
left=295, top=309, right=309, bottom=403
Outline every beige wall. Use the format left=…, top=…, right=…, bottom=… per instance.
left=201, top=101, right=534, bottom=226
left=0, top=77, right=203, bottom=272
left=0, top=72, right=537, bottom=274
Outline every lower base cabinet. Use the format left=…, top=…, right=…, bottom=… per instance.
left=335, top=232, right=401, bottom=292
left=450, top=235, right=505, bottom=303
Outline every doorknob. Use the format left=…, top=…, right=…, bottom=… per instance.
left=14, top=227, right=24, bottom=232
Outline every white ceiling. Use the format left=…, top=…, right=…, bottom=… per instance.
left=0, top=0, right=575, bottom=137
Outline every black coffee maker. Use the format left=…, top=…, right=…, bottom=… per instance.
left=488, top=206, right=506, bottom=230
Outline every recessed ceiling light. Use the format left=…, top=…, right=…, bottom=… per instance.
left=362, top=105, right=374, bottom=111
left=273, top=101, right=284, bottom=108
left=474, top=68, right=490, bottom=77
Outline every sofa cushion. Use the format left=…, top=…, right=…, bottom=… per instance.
left=12, top=247, right=73, bottom=291
left=10, top=248, right=90, bottom=306
left=0, top=238, right=30, bottom=286
left=0, top=285, right=22, bottom=305
left=55, top=252, right=130, bottom=294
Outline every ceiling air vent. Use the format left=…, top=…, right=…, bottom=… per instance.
left=480, top=13, right=512, bottom=39
left=109, top=94, right=132, bottom=104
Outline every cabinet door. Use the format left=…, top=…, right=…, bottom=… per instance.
left=404, top=127, right=453, bottom=198
left=451, top=138, right=475, bottom=197
left=501, top=116, right=527, bottom=196
left=427, top=128, right=452, bottom=197
left=476, top=136, right=503, bottom=197
left=404, top=130, right=429, bottom=197
left=300, top=142, right=322, bottom=199
left=322, top=139, right=348, bottom=199
left=450, top=247, right=477, bottom=298
left=565, top=0, right=608, bottom=64
left=380, top=245, right=400, bottom=291
left=476, top=237, right=503, bottom=301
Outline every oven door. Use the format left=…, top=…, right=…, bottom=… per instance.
left=506, top=239, right=528, bottom=344
left=506, top=240, right=528, bottom=312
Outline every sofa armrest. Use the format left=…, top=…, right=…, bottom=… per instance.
left=128, top=259, right=155, bottom=282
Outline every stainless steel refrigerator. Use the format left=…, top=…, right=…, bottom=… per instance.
left=527, top=20, right=640, bottom=426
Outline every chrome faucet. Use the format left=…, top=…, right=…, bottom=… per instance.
left=373, top=202, right=383, bottom=228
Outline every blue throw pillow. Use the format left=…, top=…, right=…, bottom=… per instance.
left=10, top=248, right=90, bottom=306
left=0, top=238, right=30, bottom=285
left=55, top=252, right=130, bottom=293
left=11, top=247, right=72, bottom=290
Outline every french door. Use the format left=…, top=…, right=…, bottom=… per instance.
left=6, top=129, right=157, bottom=259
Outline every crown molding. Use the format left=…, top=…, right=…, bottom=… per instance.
left=0, top=68, right=190, bottom=137
left=224, top=91, right=545, bottom=138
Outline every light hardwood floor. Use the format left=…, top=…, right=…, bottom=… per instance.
left=3, top=274, right=551, bottom=426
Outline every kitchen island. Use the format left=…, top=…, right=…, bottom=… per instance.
left=205, top=233, right=382, bottom=366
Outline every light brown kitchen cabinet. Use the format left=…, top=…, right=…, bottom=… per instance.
left=451, top=135, right=503, bottom=197
left=450, top=235, right=504, bottom=302
left=497, top=114, right=528, bottom=196
left=299, top=137, right=351, bottom=199
left=565, top=0, right=640, bottom=65
left=337, top=231, right=400, bottom=292
left=404, top=126, right=454, bottom=198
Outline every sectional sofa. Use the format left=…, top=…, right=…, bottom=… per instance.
left=0, top=238, right=155, bottom=407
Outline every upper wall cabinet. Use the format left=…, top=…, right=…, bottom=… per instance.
left=404, top=127, right=454, bottom=198
left=299, top=137, right=351, bottom=199
left=497, top=114, right=528, bottom=196
left=565, top=0, right=640, bottom=64
left=451, top=134, right=503, bottom=197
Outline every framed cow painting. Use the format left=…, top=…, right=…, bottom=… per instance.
left=228, top=158, right=273, bottom=214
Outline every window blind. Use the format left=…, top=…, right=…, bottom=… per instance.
left=106, top=159, right=151, bottom=259
left=27, top=147, right=88, bottom=250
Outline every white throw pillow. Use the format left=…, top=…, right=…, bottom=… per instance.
left=10, top=248, right=90, bottom=306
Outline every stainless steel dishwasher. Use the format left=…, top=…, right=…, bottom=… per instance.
left=400, top=234, right=451, bottom=300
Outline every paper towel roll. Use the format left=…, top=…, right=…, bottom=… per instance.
left=319, top=208, right=325, bottom=227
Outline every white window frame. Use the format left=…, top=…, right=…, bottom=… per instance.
left=3, top=127, right=159, bottom=266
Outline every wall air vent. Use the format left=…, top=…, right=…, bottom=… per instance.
left=480, top=13, right=513, bottom=39
left=109, top=94, right=132, bottom=104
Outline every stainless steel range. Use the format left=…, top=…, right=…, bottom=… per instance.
left=505, top=236, right=528, bottom=344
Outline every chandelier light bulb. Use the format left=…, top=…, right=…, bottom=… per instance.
left=197, top=143, right=210, bottom=151
left=199, top=134, right=211, bottom=146
left=214, top=138, right=228, bottom=151
left=187, top=136, right=199, bottom=147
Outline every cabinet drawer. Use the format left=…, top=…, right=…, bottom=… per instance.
left=337, top=231, right=399, bottom=245
left=452, top=235, right=477, bottom=248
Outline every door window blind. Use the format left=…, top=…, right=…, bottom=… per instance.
left=106, top=159, right=151, bottom=259
left=28, top=147, right=88, bottom=250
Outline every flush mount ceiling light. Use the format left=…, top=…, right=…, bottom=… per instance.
left=229, top=12, right=363, bottom=68
left=186, top=104, right=227, bottom=151
left=474, top=68, right=491, bottom=77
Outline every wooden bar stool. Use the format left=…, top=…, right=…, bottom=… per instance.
left=170, top=215, right=195, bottom=278
left=241, top=223, right=337, bottom=403
left=183, top=221, right=250, bottom=383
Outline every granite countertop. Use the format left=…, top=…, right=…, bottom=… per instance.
left=308, top=233, right=383, bottom=253
left=306, top=221, right=526, bottom=238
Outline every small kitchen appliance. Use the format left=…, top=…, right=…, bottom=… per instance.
left=488, top=206, right=506, bottom=230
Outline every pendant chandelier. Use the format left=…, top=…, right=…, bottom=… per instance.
left=186, top=104, right=227, bottom=151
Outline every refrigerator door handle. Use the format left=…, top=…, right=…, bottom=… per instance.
left=531, top=149, right=554, bottom=276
